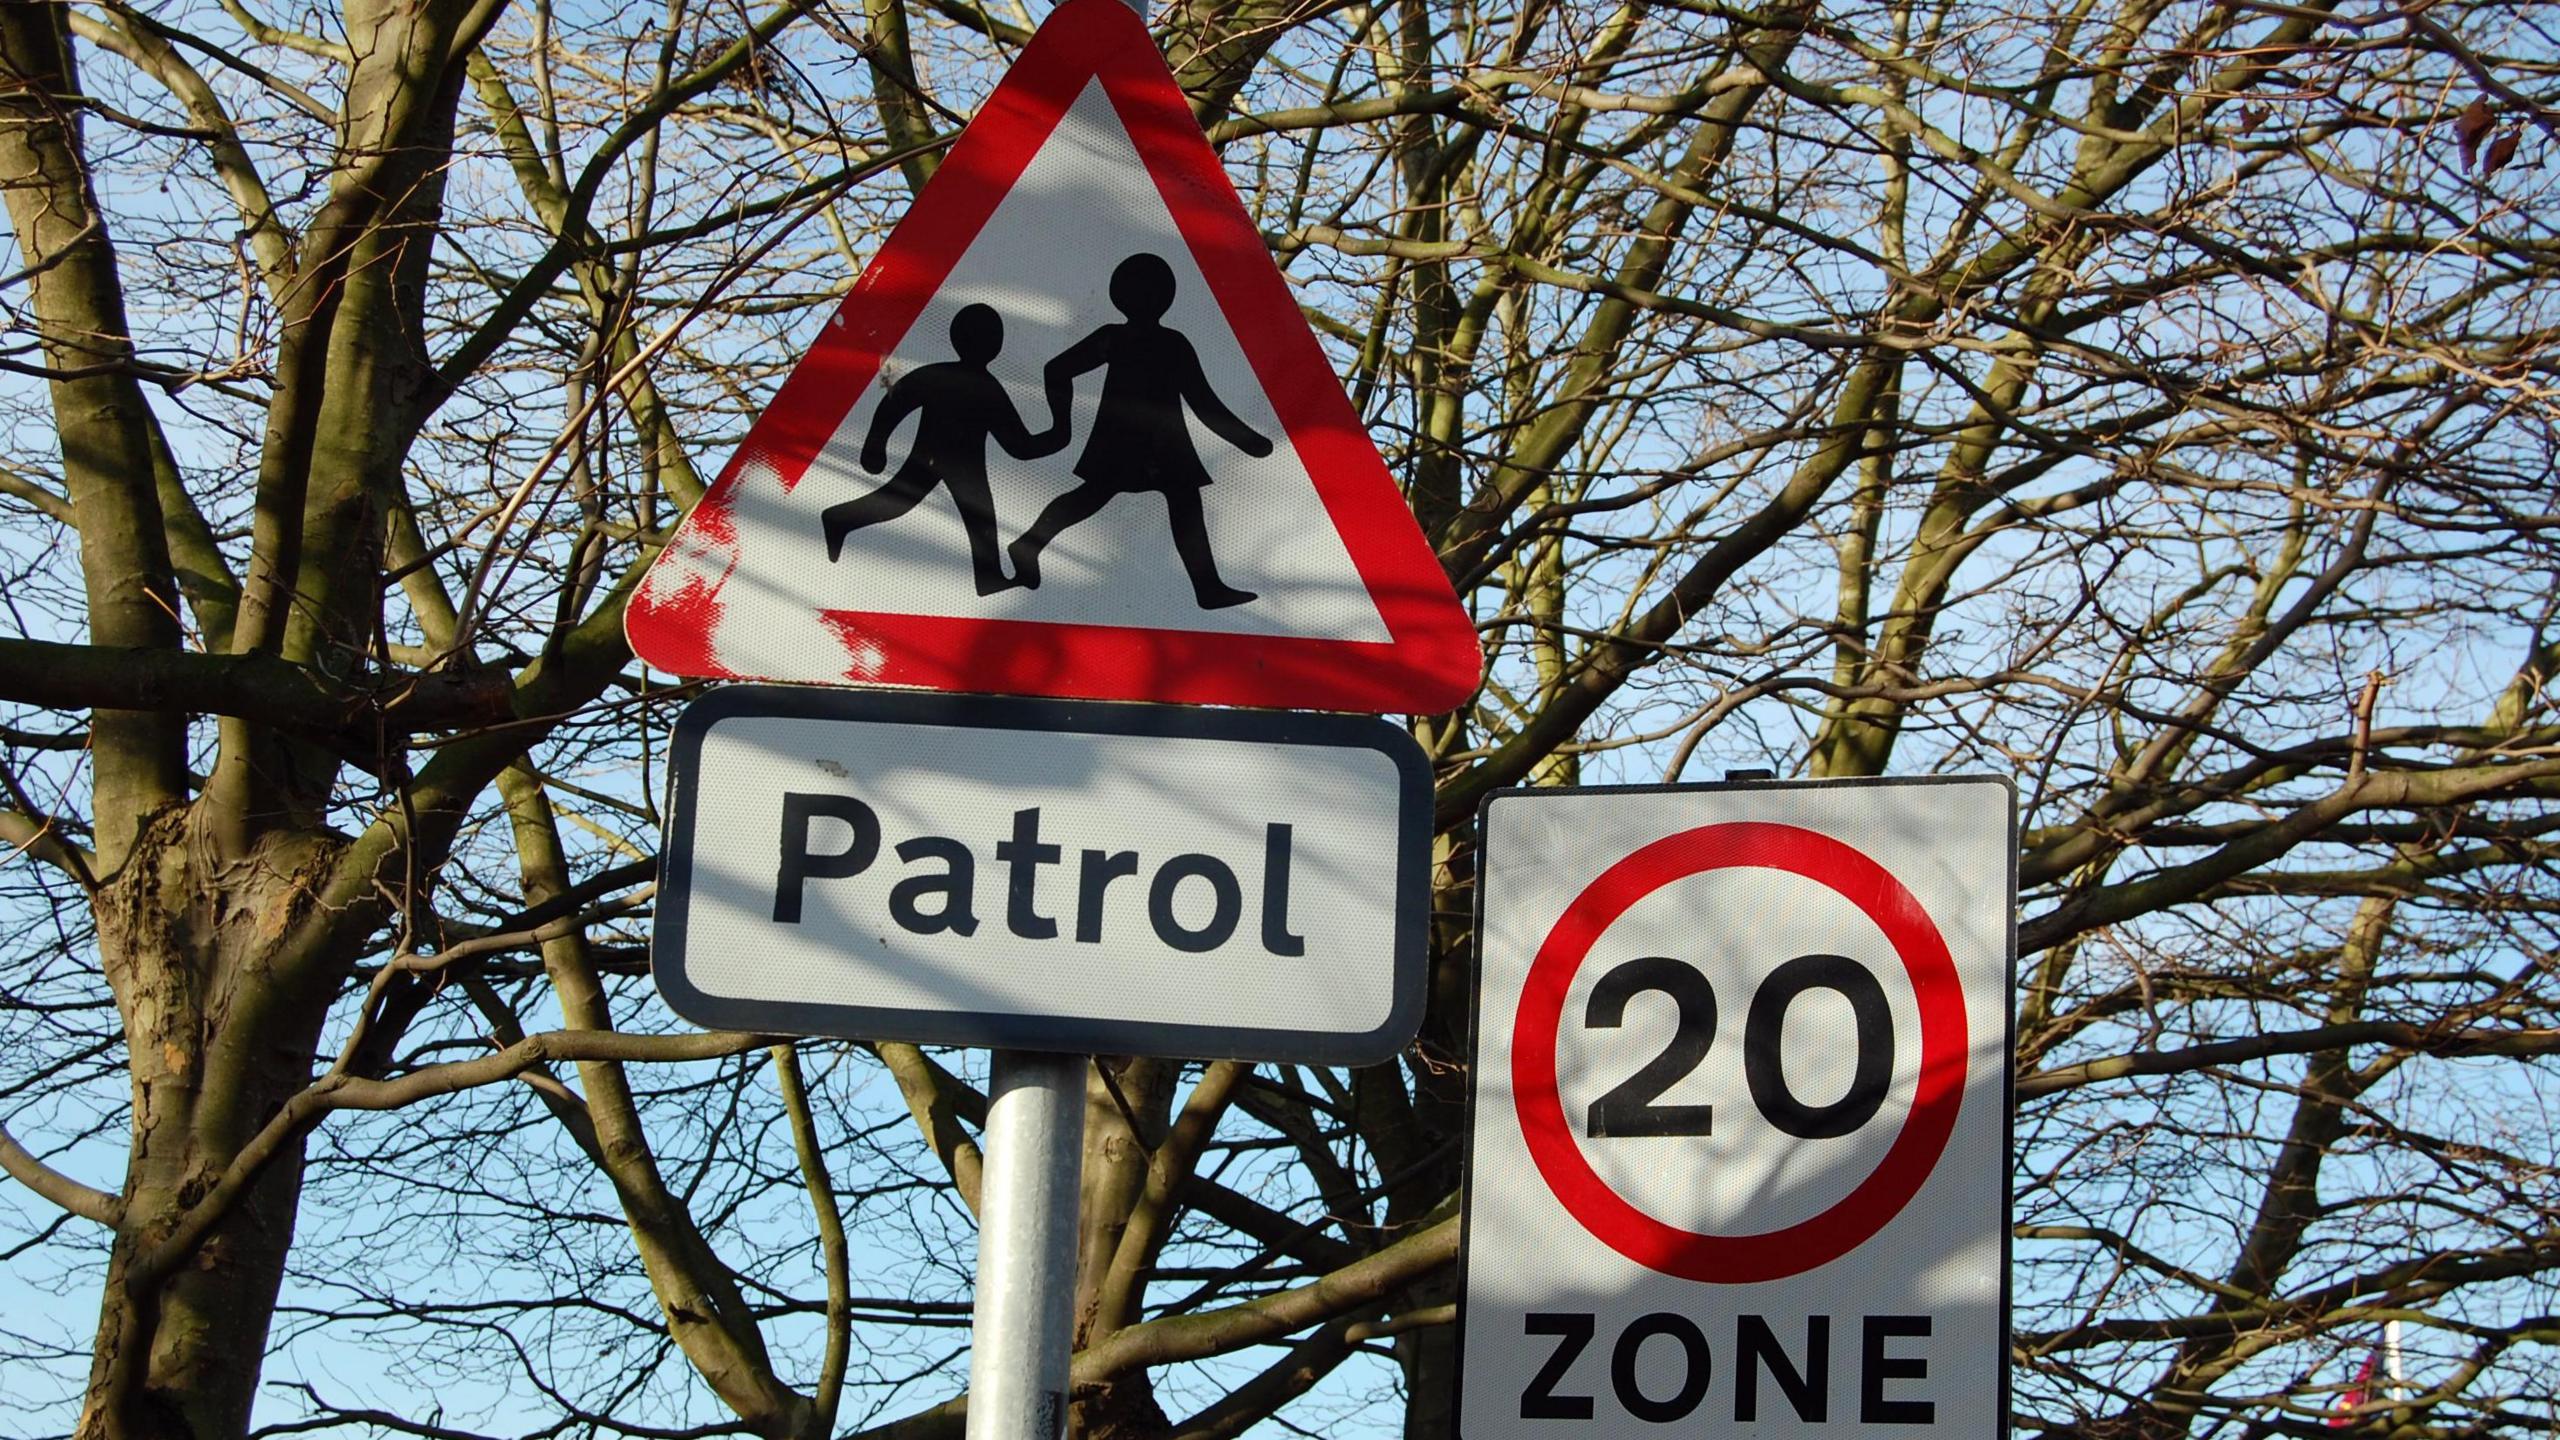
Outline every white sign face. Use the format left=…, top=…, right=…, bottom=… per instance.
left=652, top=686, right=1429, bottom=1064
left=705, top=78, right=1385, bottom=653
left=1460, top=779, right=2013, bottom=1437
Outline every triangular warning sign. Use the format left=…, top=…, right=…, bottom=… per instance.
left=627, top=0, right=1482, bottom=714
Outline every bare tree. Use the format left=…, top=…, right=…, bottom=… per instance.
left=2, top=0, right=2557, bottom=1437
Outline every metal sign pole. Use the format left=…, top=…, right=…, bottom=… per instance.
left=965, top=1049, right=1087, bottom=1440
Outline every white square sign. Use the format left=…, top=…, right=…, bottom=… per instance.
left=651, top=686, right=1431, bottom=1064
left=1459, top=778, right=2014, bottom=1436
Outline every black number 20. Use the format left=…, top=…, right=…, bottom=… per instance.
left=1583, top=953, right=1894, bottom=1140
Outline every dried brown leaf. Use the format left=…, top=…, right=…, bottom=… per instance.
left=2456, top=97, right=2495, bottom=168
left=2484, top=127, right=2521, bottom=177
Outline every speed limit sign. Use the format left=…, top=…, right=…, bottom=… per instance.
left=1458, top=778, right=2013, bottom=1437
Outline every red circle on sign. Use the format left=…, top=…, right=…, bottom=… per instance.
left=1511, top=822, right=1968, bottom=1283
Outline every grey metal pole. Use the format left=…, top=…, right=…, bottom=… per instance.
left=966, top=1049, right=1087, bottom=1440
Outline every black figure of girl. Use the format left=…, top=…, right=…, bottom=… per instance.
left=823, top=303, right=1064, bottom=595
left=1006, top=253, right=1270, bottom=609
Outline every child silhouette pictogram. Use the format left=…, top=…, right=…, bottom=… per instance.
left=824, top=303, right=1063, bottom=595
left=1007, top=253, right=1270, bottom=610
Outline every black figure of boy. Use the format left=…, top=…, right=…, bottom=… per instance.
left=1006, top=254, right=1269, bottom=610
left=823, top=303, right=1063, bottom=595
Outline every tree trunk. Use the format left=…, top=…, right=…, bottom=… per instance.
left=78, top=820, right=349, bottom=1440
left=1070, top=1058, right=1176, bottom=1437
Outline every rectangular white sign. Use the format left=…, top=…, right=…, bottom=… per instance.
left=652, top=686, right=1429, bottom=1063
left=1459, top=777, right=2014, bottom=1437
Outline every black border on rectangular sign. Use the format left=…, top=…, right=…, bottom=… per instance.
left=1451, top=774, right=2018, bottom=1440
left=650, top=684, right=1433, bottom=1066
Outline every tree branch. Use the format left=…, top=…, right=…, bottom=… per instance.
left=0, top=636, right=514, bottom=736
left=773, top=1043, right=853, bottom=1434
left=130, top=1026, right=779, bottom=1291
left=1070, top=1215, right=1458, bottom=1383
left=0, top=804, right=96, bottom=883
left=0, top=1117, right=120, bottom=1225
left=2023, top=760, right=2560, bottom=951
left=2020, top=1021, right=2560, bottom=1099
left=0, top=463, right=72, bottom=522
left=849, top=1217, right=1460, bottom=1440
